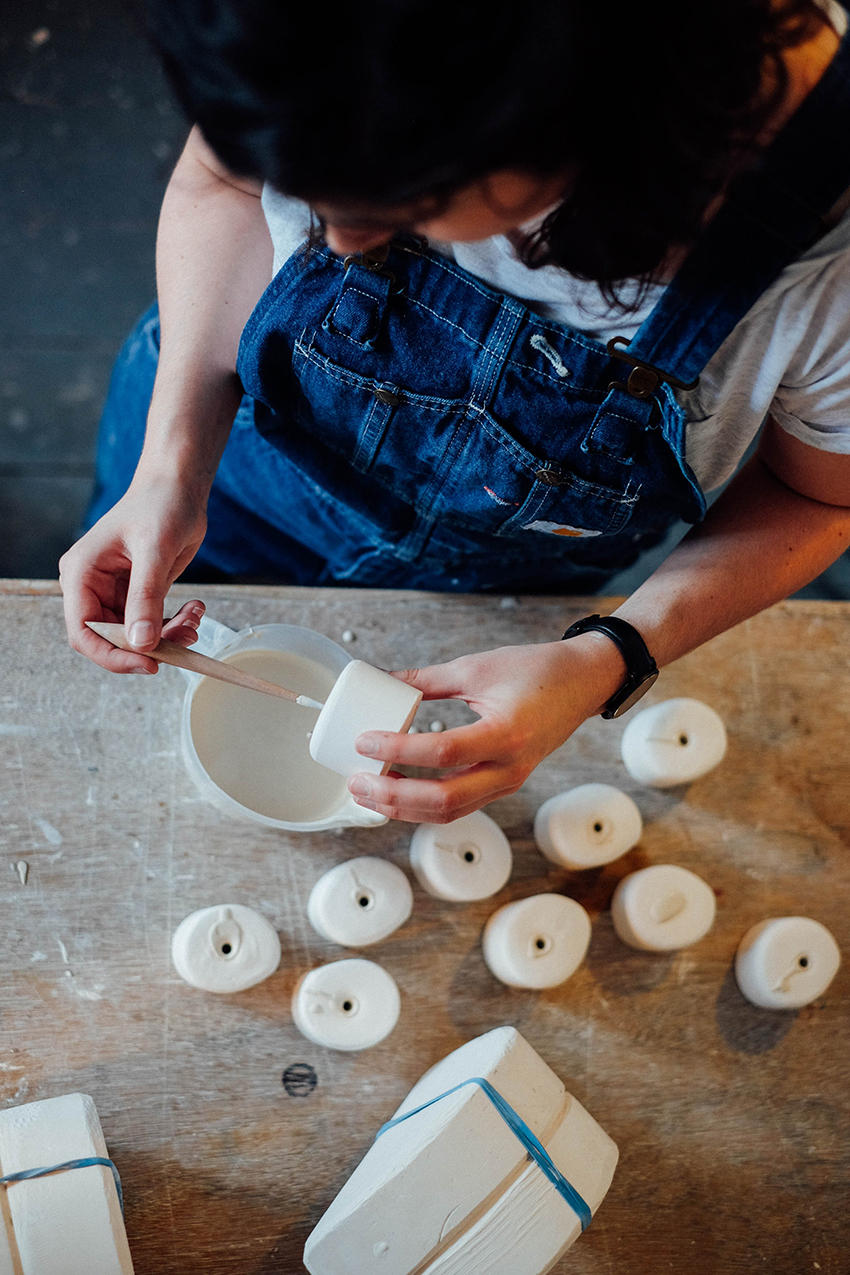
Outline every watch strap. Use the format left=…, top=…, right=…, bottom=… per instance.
left=561, top=614, right=658, bottom=719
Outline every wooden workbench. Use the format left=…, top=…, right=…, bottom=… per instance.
left=1, top=581, right=847, bottom=1274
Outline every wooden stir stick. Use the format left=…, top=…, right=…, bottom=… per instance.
left=86, top=621, right=325, bottom=709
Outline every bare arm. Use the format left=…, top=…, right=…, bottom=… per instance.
left=612, top=417, right=850, bottom=663
left=61, top=127, right=274, bottom=672
left=351, top=419, right=850, bottom=822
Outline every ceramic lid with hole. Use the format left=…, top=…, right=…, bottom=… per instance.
left=620, top=698, right=727, bottom=787
left=735, top=916, right=841, bottom=1009
left=409, top=810, right=513, bottom=901
left=534, top=783, right=642, bottom=869
left=291, top=958, right=401, bottom=1050
left=307, top=857, right=414, bottom=947
left=482, top=893, right=592, bottom=989
left=171, top=903, right=282, bottom=993
left=611, top=864, right=716, bottom=951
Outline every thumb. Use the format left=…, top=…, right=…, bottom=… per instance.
left=123, top=550, right=171, bottom=651
left=389, top=660, right=467, bottom=702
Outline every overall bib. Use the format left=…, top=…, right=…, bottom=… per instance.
left=88, top=17, right=850, bottom=594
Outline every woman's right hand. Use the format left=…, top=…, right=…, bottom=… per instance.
left=59, top=474, right=209, bottom=674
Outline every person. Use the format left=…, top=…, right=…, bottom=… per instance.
left=60, top=0, right=850, bottom=824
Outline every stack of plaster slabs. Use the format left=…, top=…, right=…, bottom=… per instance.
left=303, top=1025, right=617, bottom=1275
left=0, top=1092, right=134, bottom=1274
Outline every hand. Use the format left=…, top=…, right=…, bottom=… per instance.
left=59, top=475, right=209, bottom=674
left=347, top=636, right=627, bottom=824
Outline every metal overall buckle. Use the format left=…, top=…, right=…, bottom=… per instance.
left=606, top=336, right=699, bottom=417
left=342, top=243, right=398, bottom=289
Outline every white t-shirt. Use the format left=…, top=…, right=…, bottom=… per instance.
left=261, top=31, right=850, bottom=496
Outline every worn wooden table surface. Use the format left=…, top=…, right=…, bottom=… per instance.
left=1, top=581, right=847, bottom=1274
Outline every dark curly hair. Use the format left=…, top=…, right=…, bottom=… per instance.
left=145, top=0, right=827, bottom=292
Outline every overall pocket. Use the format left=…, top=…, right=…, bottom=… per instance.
left=289, top=332, right=639, bottom=541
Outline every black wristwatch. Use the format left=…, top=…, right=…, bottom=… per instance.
left=561, top=614, right=658, bottom=719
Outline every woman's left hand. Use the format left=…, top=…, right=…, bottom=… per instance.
left=348, top=636, right=626, bottom=823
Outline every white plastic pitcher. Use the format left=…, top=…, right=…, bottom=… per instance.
left=180, top=616, right=387, bottom=832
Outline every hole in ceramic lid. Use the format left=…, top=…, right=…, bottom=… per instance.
left=799, top=955, right=809, bottom=968
left=353, top=889, right=375, bottom=910
left=531, top=934, right=553, bottom=957
left=678, top=734, right=689, bottom=746
left=340, top=996, right=359, bottom=1015
left=221, top=943, right=232, bottom=955
left=457, top=841, right=481, bottom=865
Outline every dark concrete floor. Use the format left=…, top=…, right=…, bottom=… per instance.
left=1, top=0, right=186, bottom=578
left=1, top=0, right=848, bottom=598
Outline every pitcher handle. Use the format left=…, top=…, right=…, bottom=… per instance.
left=178, top=614, right=237, bottom=686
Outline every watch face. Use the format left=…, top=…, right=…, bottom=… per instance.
left=606, top=670, right=659, bottom=718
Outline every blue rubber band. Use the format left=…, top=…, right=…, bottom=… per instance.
left=376, top=1076, right=592, bottom=1232
left=0, top=1157, right=124, bottom=1216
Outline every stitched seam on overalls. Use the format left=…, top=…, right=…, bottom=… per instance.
left=294, top=339, right=464, bottom=409
left=403, top=294, right=490, bottom=350
left=396, top=244, right=509, bottom=305
left=504, top=356, right=583, bottom=387
left=414, top=303, right=518, bottom=525
left=326, top=285, right=383, bottom=346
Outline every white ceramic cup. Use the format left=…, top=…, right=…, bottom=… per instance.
left=534, top=783, right=643, bottom=869
left=308, top=660, right=422, bottom=777
left=307, top=857, right=414, bottom=947
left=291, top=959, right=401, bottom=1050
left=171, top=903, right=282, bottom=993
left=180, top=616, right=387, bottom=832
left=410, top=810, right=513, bottom=901
left=735, top=916, right=841, bottom=1009
left=620, top=697, right=727, bottom=787
left=611, top=864, right=716, bottom=951
left=482, top=893, right=592, bottom=988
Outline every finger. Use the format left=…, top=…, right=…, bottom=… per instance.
left=61, top=569, right=158, bottom=674
left=123, top=545, right=174, bottom=652
left=355, top=719, right=505, bottom=770
left=161, top=599, right=205, bottom=647
left=388, top=661, right=470, bottom=702
left=348, top=763, right=519, bottom=823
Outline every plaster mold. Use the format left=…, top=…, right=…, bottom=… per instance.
left=735, top=916, right=841, bottom=1008
left=291, top=959, right=401, bottom=1050
left=309, top=661, right=422, bottom=778
left=534, top=784, right=642, bottom=869
left=0, top=1092, right=134, bottom=1274
left=611, top=864, right=716, bottom=951
left=482, top=894, right=592, bottom=988
left=620, top=697, right=727, bottom=787
left=308, top=858, right=414, bottom=947
left=171, top=903, right=282, bottom=992
left=303, top=1026, right=617, bottom=1275
left=410, top=811, right=512, bottom=902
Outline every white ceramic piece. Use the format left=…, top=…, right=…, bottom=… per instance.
left=611, top=864, right=716, bottom=951
left=182, top=617, right=387, bottom=831
left=735, top=916, right=841, bottom=1009
left=303, top=1025, right=618, bottom=1275
left=0, top=1092, right=134, bottom=1275
left=620, top=697, right=727, bottom=787
left=171, top=903, right=281, bottom=993
left=482, top=894, right=592, bottom=989
left=291, top=959, right=401, bottom=1051
left=307, top=857, right=414, bottom=947
left=534, top=784, right=642, bottom=869
left=409, top=810, right=513, bottom=902
left=309, top=660, right=423, bottom=778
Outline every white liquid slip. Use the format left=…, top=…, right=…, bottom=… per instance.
left=189, top=648, right=345, bottom=824
left=0, top=1093, right=134, bottom=1275
left=303, top=1026, right=617, bottom=1275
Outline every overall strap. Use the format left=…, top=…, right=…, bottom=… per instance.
left=618, top=10, right=850, bottom=389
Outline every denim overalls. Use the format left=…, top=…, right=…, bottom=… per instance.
left=88, top=17, right=850, bottom=593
